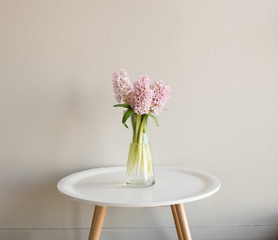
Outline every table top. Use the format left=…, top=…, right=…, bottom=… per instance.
left=57, top=166, right=221, bottom=208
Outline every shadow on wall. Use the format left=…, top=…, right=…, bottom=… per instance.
left=1, top=171, right=92, bottom=235
left=1, top=78, right=107, bottom=238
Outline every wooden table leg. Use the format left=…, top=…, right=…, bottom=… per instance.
left=171, top=205, right=184, bottom=240
left=174, top=204, right=192, bottom=240
left=88, top=205, right=107, bottom=240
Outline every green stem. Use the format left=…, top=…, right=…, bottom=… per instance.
left=134, top=114, right=141, bottom=143
left=137, top=115, right=147, bottom=144
left=143, top=115, right=148, bottom=134
left=131, top=113, right=136, bottom=142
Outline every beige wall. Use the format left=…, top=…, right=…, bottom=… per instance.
left=1, top=0, right=278, bottom=239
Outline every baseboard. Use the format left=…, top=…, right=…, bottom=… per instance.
left=0, top=225, right=278, bottom=240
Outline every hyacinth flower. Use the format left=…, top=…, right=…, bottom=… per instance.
left=112, top=69, right=171, bottom=187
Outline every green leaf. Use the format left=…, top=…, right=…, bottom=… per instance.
left=122, top=109, right=134, bottom=128
left=149, top=113, right=159, bottom=127
left=113, top=104, right=130, bottom=108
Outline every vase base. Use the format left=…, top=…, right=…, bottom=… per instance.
left=126, top=180, right=155, bottom=188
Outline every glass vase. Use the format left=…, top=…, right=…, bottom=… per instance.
left=126, top=114, right=155, bottom=187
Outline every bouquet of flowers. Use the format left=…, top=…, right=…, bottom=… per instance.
left=112, top=69, right=171, bottom=187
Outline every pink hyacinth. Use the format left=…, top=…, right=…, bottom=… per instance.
left=112, top=69, right=171, bottom=116
left=150, top=80, right=171, bottom=115
left=112, top=69, right=133, bottom=104
left=129, top=75, right=154, bottom=115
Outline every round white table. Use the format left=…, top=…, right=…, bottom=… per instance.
left=57, top=166, right=221, bottom=240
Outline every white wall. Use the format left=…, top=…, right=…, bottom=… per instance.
left=1, top=0, right=278, bottom=239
